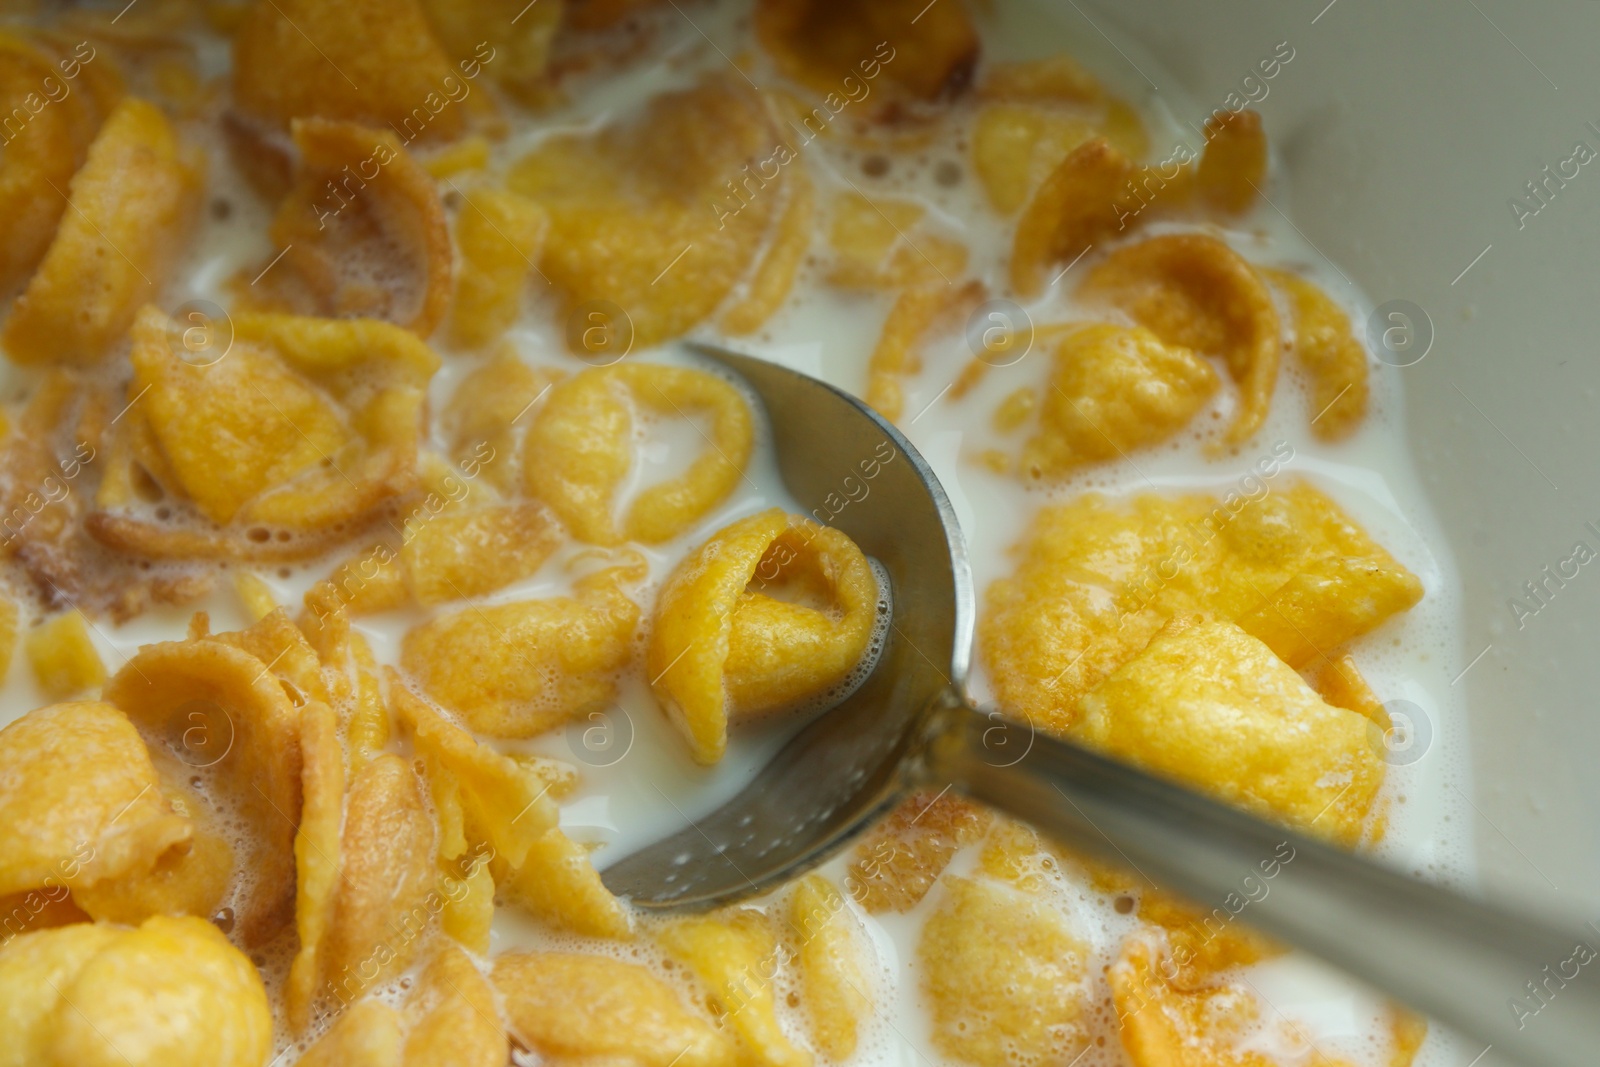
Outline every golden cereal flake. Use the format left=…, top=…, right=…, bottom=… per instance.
left=25, top=609, right=106, bottom=699
left=788, top=875, right=872, bottom=1062
left=656, top=909, right=812, bottom=1067
left=1009, top=138, right=1134, bottom=298
left=1134, top=888, right=1283, bottom=991
left=2, top=97, right=200, bottom=365
left=509, top=77, right=781, bottom=349
left=977, top=482, right=1422, bottom=734
left=847, top=789, right=991, bottom=913
left=443, top=350, right=557, bottom=495
left=973, top=103, right=1098, bottom=215
left=449, top=187, right=549, bottom=349
left=1077, top=617, right=1384, bottom=844
left=401, top=555, right=642, bottom=738
left=493, top=951, right=737, bottom=1067
left=403, top=502, right=563, bottom=605
left=826, top=191, right=969, bottom=290
left=420, top=0, right=561, bottom=103
left=722, top=171, right=816, bottom=336
left=1235, top=554, right=1423, bottom=670
left=402, top=941, right=507, bottom=1067
left=1079, top=233, right=1280, bottom=446
left=1263, top=266, right=1370, bottom=442
left=0, top=701, right=189, bottom=899
left=1019, top=323, right=1220, bottom=477
left=525, top=364, right=754, bottom=545
left=918, top=876, right=1089, bottom=1067
left=441, top=856, right=495, bottom=954
left=755, top=0, right=976, bottom=100
left=865, top=281, right=985, bottom=422
left=298, top=998, right=404, bottom=1067
left=649, top=509, right=878, bottom=765
left=285, top=699, right=346, bottom=1032
left=503, top=827, right=632, bottom=939
left=0, top=916, right=271, bottom=1067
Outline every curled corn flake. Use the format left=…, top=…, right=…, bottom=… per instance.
left=0, top=916, right=271, bottom=1067
left=503, top=827, right=632, bottom=940
left=865, top=280, right=985, bottom=422
left=254, top=119, right=454, bottom=337
left=2, top=97, right=200, bottom=365
left=755, top=0, right=976, bottom=100
left=104, top=636, right=302, bottom=943
left=286, top=699, right=346, bottom=1033
left=1009, top=137, right=1134, bottom=298
left=25, top=609, right=106, bottom=699
left=1018, top=322, right=1220, bottom=478
left=525, top=364, right=754, bottom=546
left=298, top=998, right=403, bottom=1067
left=443, top=351, right=558, bottom=495
left=826, top=191, right=969, bottom=290
left=978, top=482, right=1423, bottom=734
left=918, top=875, right=1089, bottom=1067
left=449, top=187, right=549, bottom=349
left=1079, top=233, right=1280, bottom=445
left=722, top=171, right=816, bottom=335
left=0, top=701, right=189, bottom=899
left=402, top=941, right=507, bottom=1067
left=649, top=509, right=877, bottom=765
left=973, top=103, right=1098, bottom=215
left=657, top=910, right=812, bottom=1067
left=509, top=77, right=781, bottom=349
left=1263, top=266, right=1370, bottom=441
left=1313, top=653, right=1388, bottom=725
left=401, top=555, right=642, bottom=738
left=232, top=0, right=474, bottom=142
left=847, top=788, right=991, bottom=913
left=1078, top=616, right=1385, bottom=844
left=493, top=950, right=737, bottom=1067
left=112, top=308, right=437, bottom=536
left=1193, top=108, right=1268, bottom=216
left=322, top=754, right=437, bottom=1006
left=789, top=875, right=872, bottom=1062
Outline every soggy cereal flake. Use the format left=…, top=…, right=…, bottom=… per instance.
left=649, top=509, right=878, bottom=764
left=1009, top=138, right=1135, bottom=298
left=789, top=875, right=871, bottom=1061
left=919, top=876, right=1089, bottom=1067
left=441, top=857, right=494, bottom=954
left=503, top=827, right=632, bottom=940
left=980, top=55, right=1104, bottom=104
left=421, top=0, right=560, bottom=103
left=0, top=701, right=189, bottom=899
left=3, top=97, right=198, bottom=365
left=493, top=950, right=737, bottom=1067
left=1079, top=233, right=1280, bottom=446
left=402, top=502, right=563, bottom=605
left=973, top=103, right=1098, bottom=214
left=449, top=187, right=549, bottom=349
left=1263, top=267, right=1369, bottom=441
left=847, top=789, right=991, bottom=913
left=231, top=570, right=279, bottom=621
left=322, top=754, right=437, bottom=1003
left=1193, top=109, right=1268, bottom=216
left=1019, top=323, right=1220, bottom=477
left=255, top=119, right=454, bottom=337
left=298, top=998, right=404, bottom=1067
left=866, top=280, right=985, bottom=421
left=25, top=609, right=106, bottom=699
left=525, top=364, right=754, bottom=546
left=1078, top=616, right=1385, bottom=843
left=286, top=699, right=346, bottom=1032
left=657, top=910, right=812, bottom=1067
left=1313, top=653, right=1388, bottom=725
left=401, top=555, right=642, bottom=737
left=826, top=191, right=968, bottom=290
left=232, top=0, right=474, bottom=141
left=755, top=0, right=976, bottom=99
left=403, top=941, right=507, bottom=1067
left=1, top=915, right=272, bottom=1067
left=723, top=172, right=816, bottom=335
left=974, top=819, right=1069, bottom=895
left=509, top=77, right=780, bottom=349
left=978, top=482, right=1423, bottom=734
left=443, top=351, right=556, bottom=495
left=1133, top=889, right=1283, bottom=990
left=1236, top=554, right=1423, bottom=670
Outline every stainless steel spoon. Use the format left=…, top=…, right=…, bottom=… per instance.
left=602, top=342, right=1600, bottom=1067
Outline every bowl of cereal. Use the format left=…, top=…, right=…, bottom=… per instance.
left=0, top=2, right=1588, bottom=1066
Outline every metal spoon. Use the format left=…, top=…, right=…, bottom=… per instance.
left=602, top=342, right=1599, bottom=1067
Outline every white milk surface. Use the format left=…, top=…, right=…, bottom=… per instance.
left=0, top=3, right=1474, bottom=1065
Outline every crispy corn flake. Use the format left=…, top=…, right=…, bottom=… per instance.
left=255, top=119, right=454, bottom=337
left=25, top=609, right=106, bottom=699
left=977, top=482, right=1423, bottom=734
left=865, top=280, right=985, bottom=422
left=443, top=351, right=557, bottom=495
left=0, top=916, right=271, bottom=1067
left=723, top=172, right=816, bottom=335
left=657, top=909, right=812, bottom=1067
left=322, top=754, right=437, bottom=1002
left=421, top=0, right=560, bottom=103
left=286, top=699, right=345, bottom=1032
left=402, top=941, right=507, bottom=1067
left=0, top=701, right=189, bottom=898
left=847, top=789, right=991, bottom=913
left=649, top=509, right=878, bottom=765
left=919, top=875, right=1089, bottom=1067
left=509, top=77, right=781, bottom=349
left=391, top=680, right=558, bottom=868
left=0, top=33, right=122, bottom=296
left=525, top=364, right=755, bottom=545
left=1079, top=233, right=1280, bottom=446
left=449, top=187, right=549, bottom=349
left=755, top=0, right=976, bottom=99
left=232, top=0, right=472, bottom=141
left=1263, top=267, right=1369, bottom=442
left=120, top=308, right=437, bottom=536
left=788, top=875, right=871, bottom=1062
left=2, top=97, right=199, bottom=365
left=401, top=555, right=642, bottom=738
left=827, top=192, right=969, bottom=290
left=298, top=998, right=404, bottom=1067
left=503, top=827, right=632, bottom=940
left=1078, top=617, right=1384, bottom=843
left=1019, top=323, right=1220, bottom=477
left=105, top=636, right=303, bottom=942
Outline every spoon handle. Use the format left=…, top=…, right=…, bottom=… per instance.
left=929, top=697, right=1600, bottom=1067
